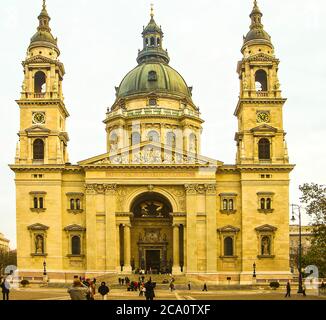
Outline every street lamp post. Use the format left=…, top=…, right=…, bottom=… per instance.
left=291, top=204, right=303, bottom=294
left=253, top=262, right=256, bottom=278
left=43, top=261, right=47, bottom=276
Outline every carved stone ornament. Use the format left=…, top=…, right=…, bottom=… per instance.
left=185, top=184, right=197, bottom=194
left=205, top=184, right=217, bottom=195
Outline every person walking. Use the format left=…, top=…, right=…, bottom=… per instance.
left=1, top=277, right=10, bottom=300
left=285, top=280, right=291, bottom=298
left=302, top=283, right=306, bottom=297
left=144, top=278, right=156, bottom=301
left=202, top=283, right=208, bottom=291
left=188, top=281, right=191, bottom=290
left=87, top=280, right=96, bottom=300
left=98, top=282, right=110, bottom=300
left=67, top=279, right=88, bottom=300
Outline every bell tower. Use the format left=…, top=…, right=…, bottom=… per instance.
left=234, top=0, right=289, bottom=165
left=16, top=0, right=69, bottom=165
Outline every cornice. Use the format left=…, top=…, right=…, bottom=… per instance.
left=16, top=99, right=70, bottom=118
left=234, top=98, right=287, bottom=116
left=9, top=164, right=82, bottom=173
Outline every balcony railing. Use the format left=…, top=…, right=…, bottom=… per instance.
left=108, top=107, right=200, bottom=119
left=34, top=93, right=46, bottom=98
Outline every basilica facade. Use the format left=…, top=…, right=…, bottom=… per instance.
left=11, top=1, right=294, bottom=284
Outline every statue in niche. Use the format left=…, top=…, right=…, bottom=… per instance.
left=163, top=233, right=167, bottom=241
left=261, top=236, right=270, bottom=255
left=35, top=235, right=44, bottom=254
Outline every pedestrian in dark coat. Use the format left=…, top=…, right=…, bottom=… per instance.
left=98, top=282, right=110, bottom=300
left=144, top=278, right=156, bottom=301
left=1, top=278, right=10, bottom=300
left=285, top=280, right=291, bottom=297
left=202, top=283, right=208, bottom=291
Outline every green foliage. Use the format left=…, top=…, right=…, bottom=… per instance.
left=299, top=183, right=326, bottom=277
left=0, top=250, right=17, bottom=275
left=269, top=281, right=280, bottom=289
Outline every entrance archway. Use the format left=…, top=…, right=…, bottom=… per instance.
left=130, top=192, right=173, bottom=274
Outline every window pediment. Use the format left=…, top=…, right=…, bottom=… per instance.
left=64, top=224, right=86, bottom=232
left=28, top=223, right=49, bottom=231
left=255, top=224, right=277, bottom=232
left=217, top=225, right=240, bottom=233
left=251, top=124, right=277, bottom=133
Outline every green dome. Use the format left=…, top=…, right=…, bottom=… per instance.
left=30, top=30, right=57, bottom=46
left=117, top=62, right=192, bottom=99
left=244, top=28, right=271, bottom=43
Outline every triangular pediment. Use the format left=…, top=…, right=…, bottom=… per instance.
left=78, top=141, right=222, bottom=167
left=25, top=125, right=51, bottom=133
left=250, top=124, right=278, bottom=133
left=27, top=223, right=49, bottom=231
left=23, top=56, right=65, bottom=74
left=255, top=224, right=277, bottom=232
left=217, top=225, right=240, bottom=233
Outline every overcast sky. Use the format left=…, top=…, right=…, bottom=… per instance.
left=0, top=0, right=325, bottom=249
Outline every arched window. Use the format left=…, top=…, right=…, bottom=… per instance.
left=255, top=70, right=268, bottom=91
left=229, top=199, right=234, bottom=211
left=76, top=199, right=81, bottom=210
left=189, top=133, right=197, bottom=153
left=266, top=198, right=271, bottom=210
left=71, top=236, right=81, bottom=255
left=258, top=138, right=271, bottom=160
left=166, top=132, right=176, bottom=148
left=224, top=237, right=233, bottom=256
left=260, top=198, right=266, bottom=210
left=70, top=199, right=75, bottom=210
left=145, top=38, right=149, bottom=46
left=33, top=139, right=44, bottom=160
left=131, top=132, right=141, bottom=146
left=34, top=71, right=46, bottom=93
left=223, top=199, right=228, bottom=210
left=150, top=37, right=155, bottom=46
left=110, top=133, right=119, bottom=151
left=147, top=130, right=160, bottom=142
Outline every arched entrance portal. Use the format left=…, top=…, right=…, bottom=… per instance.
left=130, top=192, right=173, bottom=274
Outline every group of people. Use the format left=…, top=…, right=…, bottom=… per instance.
left=67, top=276, right=110, bottom=300
left=118, top=276, right=156, bottom=300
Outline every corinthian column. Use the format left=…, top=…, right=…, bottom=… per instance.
left=123, top=224, right=132, bottom=273
left=172, top=224, right=181, bottom=274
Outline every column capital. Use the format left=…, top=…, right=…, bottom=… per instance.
left=184, top=184, right=197, bottom=195
left=104, top=183, right=117, bottom=195
left=205, top=183, right=217, bottom=195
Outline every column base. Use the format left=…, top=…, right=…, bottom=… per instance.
left=172, top=266, right=182, bottom=275
left=122, top=265, right=132, bottom=274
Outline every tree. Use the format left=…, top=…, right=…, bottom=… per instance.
left=299, top=183, right=326, bottom=277
left=0, top=249, right=17, bottom=275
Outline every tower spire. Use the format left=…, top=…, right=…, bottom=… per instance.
left=150, top=3, right=154, bottom=19
left=242, top=0, right=272, bottom=50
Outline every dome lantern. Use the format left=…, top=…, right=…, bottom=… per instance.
left=29, top=0, right=60, bottom=55
left=137, top=5, right=170, bottom=64
left=242, top=0, right=273, bottom=51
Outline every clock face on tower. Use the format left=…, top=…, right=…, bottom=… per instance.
left=32, top=112, right=45, bottom=125
left=257, top=112, right=270, bottom=123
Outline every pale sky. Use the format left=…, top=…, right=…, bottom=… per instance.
left=0, top=0, right=325, bottom=249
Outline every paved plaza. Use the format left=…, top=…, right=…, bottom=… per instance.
left=3, top=287, right=326, bottom=301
